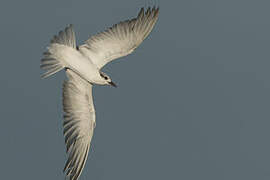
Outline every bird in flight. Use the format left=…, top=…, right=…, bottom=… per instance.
left=41, top=7, right=159, bottom=180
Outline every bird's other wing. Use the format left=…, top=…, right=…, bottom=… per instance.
left=79, top=6, right=159, bottom=69
left=41, top=24, right=76, bottom=78
left=62, top=69, right=96, bottom=180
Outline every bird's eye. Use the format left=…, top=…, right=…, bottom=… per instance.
left=104, top=76, right=108, bottom=80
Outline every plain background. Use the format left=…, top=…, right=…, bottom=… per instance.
left=1, top=0, right=270, bottom=179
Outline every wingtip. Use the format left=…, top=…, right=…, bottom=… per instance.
left=140, top=6, right=159, bottom=16
left=65, top=24, right=73, bottom=30
left=138, top=7, right=144, bottom=18
left=154, top=6, right=160, bottom=17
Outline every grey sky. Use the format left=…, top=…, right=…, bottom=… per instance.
left=1, top=0, right=270, bottom=179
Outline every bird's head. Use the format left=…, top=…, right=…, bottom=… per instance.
left=99, top=71, right=117, bottom=87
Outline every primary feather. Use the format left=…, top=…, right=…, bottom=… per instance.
left=62, top=70, right=95, bottom=180
left=79, top=7, right=159, bottom=69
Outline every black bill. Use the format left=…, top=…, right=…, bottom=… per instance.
left=109, top=81, right=117, bottom=88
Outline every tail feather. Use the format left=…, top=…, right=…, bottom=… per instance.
left=41, top=24, right=76, bottom=78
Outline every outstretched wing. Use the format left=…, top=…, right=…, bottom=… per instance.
left=79, top=7, right=159, bottom=69
left=62, top=69, right=96, bottom=180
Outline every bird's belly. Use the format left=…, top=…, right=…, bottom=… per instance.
left=58, top=46, right=99, bottom=83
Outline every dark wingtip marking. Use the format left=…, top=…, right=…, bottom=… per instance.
left=138, top=7, right=144, bottom=18
left=154, top=7, right=160, bottom=17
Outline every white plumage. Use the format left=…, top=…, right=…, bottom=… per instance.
left=41, top=7, right=159, bottom=180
